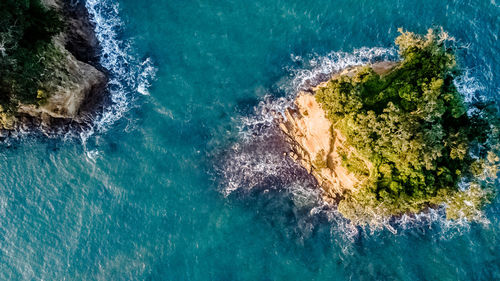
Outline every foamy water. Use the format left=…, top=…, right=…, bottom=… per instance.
left=83, top=0, right=156, bottom=140
left=1, top=0, right=498, bottom=279
left=221, top=47, right=397, bottom=194
left=220, top=46, right=491, bottom=235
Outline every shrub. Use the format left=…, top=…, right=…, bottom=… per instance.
left=316, top=28, right=499, bottom=223
left=0, top=0, right=63, bottom=112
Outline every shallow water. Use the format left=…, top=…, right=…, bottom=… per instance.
left=0, top=0, right=499, bottom=280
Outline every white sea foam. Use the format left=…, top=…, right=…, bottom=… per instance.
left=137, top=58, right=156, bottom=96
left=454, top=68, right=485, bottom=104
left=284, top=47, right=398, bottom=93
left=83, top=0, right=157, bottom=141
left=220, top=46, right=490, bottom=237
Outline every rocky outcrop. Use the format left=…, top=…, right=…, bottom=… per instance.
left=59, top=0, right=102, bottom=65
left=17, top=44, right=106, bottom=122
left=279, top=92, right=362, bottom=203
left=15, top=0, right=107, bottom=128
left=279, top=62, right=396, bottom=203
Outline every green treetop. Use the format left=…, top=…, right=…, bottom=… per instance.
left=0, top=0, right=63, bottom=113
left=315, top=28, right=499, bottom=226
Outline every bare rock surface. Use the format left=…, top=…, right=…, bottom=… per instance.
left=279, top=62, right=395, bottom=203
left=15, top=0, right=107, bottom=129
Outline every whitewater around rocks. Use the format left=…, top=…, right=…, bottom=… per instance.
left=82, top=0, right=156, bottom=142
left=218, top=46, right=490, bottom=237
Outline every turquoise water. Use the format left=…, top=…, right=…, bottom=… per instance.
left=0, top=0, right=499, bottom=280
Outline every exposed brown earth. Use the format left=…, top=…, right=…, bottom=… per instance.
left=279, top=62, right=396, bottom=203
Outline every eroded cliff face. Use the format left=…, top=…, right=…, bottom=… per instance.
left=280, top=92, right=363, bottom=203
left=14, top=0, right=107, bottom=128
left=17, top=42, right=106, bottom=122
left=279, top=62, right=395, bottom=203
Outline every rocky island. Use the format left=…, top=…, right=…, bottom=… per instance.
left=280, top=29, right=499, bottom=226
left=0, top=0, right=106, bottom=132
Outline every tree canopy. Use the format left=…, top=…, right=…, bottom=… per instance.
left=315, top=29, right=499, bottom=225
left=0, top=0, right=63, bottom=112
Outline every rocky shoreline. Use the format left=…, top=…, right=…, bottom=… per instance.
left=2, top=0, right=108, bottom=135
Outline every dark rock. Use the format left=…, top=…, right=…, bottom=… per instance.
left=61, top=0, right=102, bottom=67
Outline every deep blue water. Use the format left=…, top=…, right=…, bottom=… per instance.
left=0, top=0, right=499, bottom=280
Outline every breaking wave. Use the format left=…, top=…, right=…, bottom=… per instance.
left=218, top=47, right=490, bottom=238
left=0, top=0, right=155, bottom=145
left=82, top=0, right=156, bottom=141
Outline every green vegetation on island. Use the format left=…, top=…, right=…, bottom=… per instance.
left=0, top=0, right=63, bottom=116
left=314, top=29, right=499, bottom=225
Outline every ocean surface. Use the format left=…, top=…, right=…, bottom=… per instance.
left=0, top=0, right=499, bottom=280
